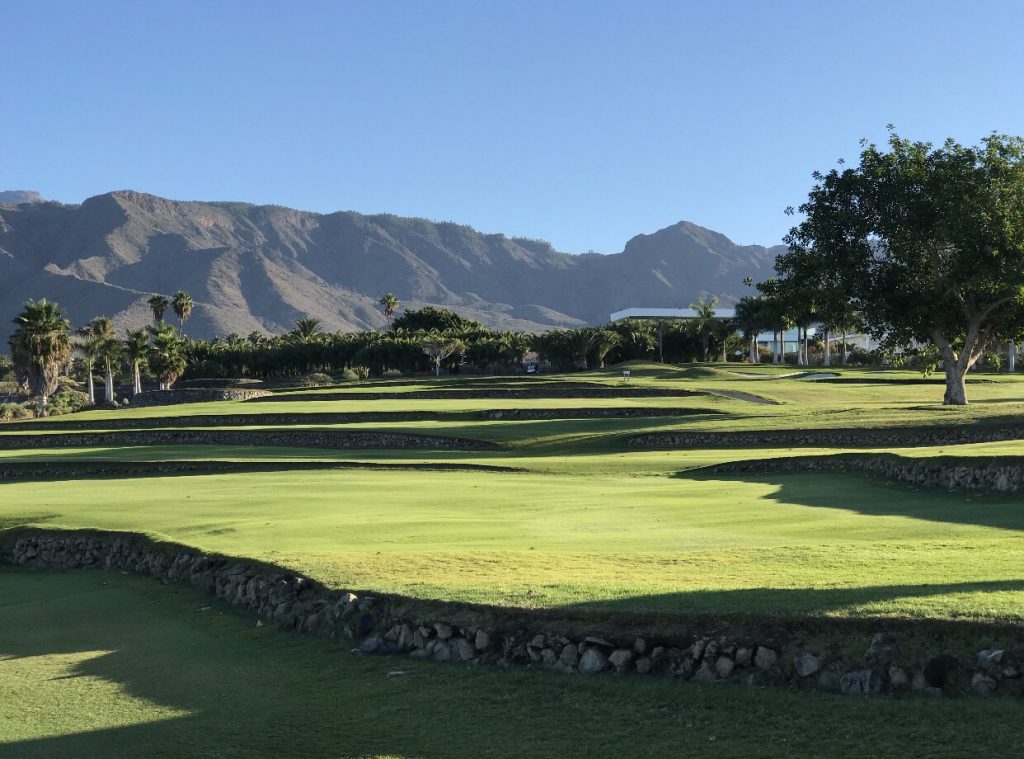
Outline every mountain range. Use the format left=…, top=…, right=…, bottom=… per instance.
left=0, top=190, right=784, bottom=342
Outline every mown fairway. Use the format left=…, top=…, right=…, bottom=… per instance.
left=4, top=363, right=1024, bottom=756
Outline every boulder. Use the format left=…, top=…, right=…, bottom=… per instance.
left=560, top=644, right=579, bottom=667
left=839, top=669, right=881, bottom=696
left=864, top=633, right=899, bottom=665
left=453, top=638, right=476, bottom=661
left=579, top=648, right=609, bottom=675
left=734, top=647, right=753, bottom=668
left=976, top=649, right=1004, bottom=677
left=635, top=657, right=653, bottom=675
left=434, top=622, right=453, bottom=640
left=609, top=649, right=635, bottom=671
left=541, top=648, right=558, bottom=666
left=793, top=650, right=821, bottom=677
left=971, top=671, right=997, bottom=696
left=691, top=662, right=718, bottom=682
left=475, top=629, right=491, bottom=651
left=432, top=640, right=452, bottom=662
left=716, top=656, right=735, bottom=678
left=888, top=666, right=910, bottom=689
left=754, top=646, right=778, bottom=670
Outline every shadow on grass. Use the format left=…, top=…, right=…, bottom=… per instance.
left=677, top=469, right=1024, bottom=532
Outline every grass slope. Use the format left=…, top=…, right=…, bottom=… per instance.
left=3, top=570, right=1023, bottom=759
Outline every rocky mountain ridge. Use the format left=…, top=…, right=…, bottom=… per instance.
left=0, top=190, right=784, bottom=340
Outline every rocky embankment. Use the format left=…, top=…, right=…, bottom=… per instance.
left=5, top=530, right=1021, bottom=698
left=628, top=426, right=1024, bottom=449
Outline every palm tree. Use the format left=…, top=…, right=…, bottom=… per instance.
left=734, top=296, right=767, bottom=364
left=172, top=291, right=194, bottom=331
left=246, top=330, right=265, bottom=348
left=124, top=328, right=150, bottom=395
left=9, top=299, right=73, bottom=415
left=147, top=294, right=170, bottom=325
left=148, top=323, right=187, bottom=390
left=289, top=318, right=323, bottom=343
left=78, top=317, right=118, bottom=403
left=379, top=293, right=400, bottom=329
left=688, top=295, right=720, bottom=362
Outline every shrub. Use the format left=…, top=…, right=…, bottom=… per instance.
left=382, top=369, right=403, bottom=378
left=299, top=372, right=333, bottom=387
left=0, top=403, right=33, bottom=421
left=46, top=388, right=90, bottom=416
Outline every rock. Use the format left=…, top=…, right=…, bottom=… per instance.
left=609, top=649, right=635, bottom=671
left=475, top=629, right=491, bottom=651
left=635, top=657, right=653, bottom=675
left=691, top=662, right=717, bottom=682
left=716, top=656, right=735, bottom=678
left=633, top=638, right=647, bottom=655
left=560, top=644, right=579, bottom=667
left=357, top=635, right=384, bottom=655
left=434, top=622, right=453, bottom=640
left=584, top=636, right=613, bottom=648
left=976, top=649, right=1004, bottom=677
left=734, top=647, right=753, bottom=668
left=971, top=671, right=997, bottom=696
left=397, top=624, right=415, bottom=651
left=453, top=638, right=476, bottom=661
left=529, top=634, right=546, bottom=650
left=691, top=639, right=707, bottom=661
left=864, top=633, right=899, bottom=665
left=432, top=640, right=451, bottom=662
left=888, top=666, right=910, bottom=688
left=793, top=650, right=821, bottom=677
left=408, top=648, right=429, bottom=660
left=579, top=648, right=609, bottom=675
left=754, top=646, right=778, bottom=670
left=839, top=668, right=881, bottom=696
left=923, top=654, right=958, bottom=689
left=541, top=648, right=558, bottom=666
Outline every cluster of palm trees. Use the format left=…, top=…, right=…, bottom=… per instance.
left=6, top=291, right=197, bottom=414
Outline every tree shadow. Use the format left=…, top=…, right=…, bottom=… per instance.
left=676, top=468, right=1024, bottom=532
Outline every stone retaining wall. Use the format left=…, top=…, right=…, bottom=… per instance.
left=0, top=429, right=493, bottom=451
left=131, top=389, right=272, bottom=406
left=628, top=426, right=1024, bottom=449
left=4, top=529, right=1021, bottom=698
left=704, top=454, right=1024, bottom=494
left=253, top=388, right=703, bottom=402
left=0, top=460, right=520, bottom=482
left=0, top=407, right=717, bottom=432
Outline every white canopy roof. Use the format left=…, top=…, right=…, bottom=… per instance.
left=610, top=307, right=736, bottom=322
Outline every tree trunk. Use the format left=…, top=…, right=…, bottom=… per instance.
left=104, top=360, right=114, bottom=403
left=842, top=328, right=848, bottom=366
left=932, top=326, right=984, bottom=406
left=86, top=366, right=95, bottom=405
left=803, top=328, right=809, bottom=366
left=721, top=341, right=727, bottom=363
left=749, top=334, right=758, bottom=363
left=133, top=362, right=142, bottom=395
left=658, top=326, right=664, bottom=363
left=823, top=329, right=831, bottom=367
left=38, top=393, right=48, bottom=417
left=1009, top=342, right=1017, bottom=373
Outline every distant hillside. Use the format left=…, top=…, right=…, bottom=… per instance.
left=0, top=190, right=783, bottom=341
left=0, top=190, right=45, bottom=205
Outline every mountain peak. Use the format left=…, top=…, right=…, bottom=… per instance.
left=0, top=190, right=45, bottom=205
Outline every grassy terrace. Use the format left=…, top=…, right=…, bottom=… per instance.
left=2, top=363, right=1024, bottom=625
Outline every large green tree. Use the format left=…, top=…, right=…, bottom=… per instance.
left=148, top=323, right=187, bottom=390
left=124, top=328, right=150, bottom=395
left=8, top=299, right=73, bottom=414
left=172, top=291, right=194, bottom=331
left=780, top=130, right=1024, bottom=403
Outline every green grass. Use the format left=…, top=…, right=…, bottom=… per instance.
left=2, top=362, right=1024, bottom=624
left=3, top=570, right=1023, bottom=759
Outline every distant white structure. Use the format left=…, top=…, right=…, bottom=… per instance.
left=610, top=307, right=736, bottom=321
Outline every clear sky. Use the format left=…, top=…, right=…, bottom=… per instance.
left=4, top=0, right=1024, bottom=252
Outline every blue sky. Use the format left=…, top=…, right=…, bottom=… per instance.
left=4, top=0, right=1023, bottom=252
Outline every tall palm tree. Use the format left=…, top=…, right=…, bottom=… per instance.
left=147, top=294, right=170, bottom=325
left=246, top=330, right=265, bottom=348
left=124, top=328, right=150, bottom=395
left=9, top=299, right=72, bottom=415
left=82, top=317, right=120, bottom=403
left=172, top=291, right=194, bottom=331
left=289, top=318, right=322, bottom=343
left=688, top=295, right=720, bottom=362
left=148, top=323, right=187, bottom=390
left=77, top=322, right=103, bottom=404
left=379, top=293, right=399, bottom=329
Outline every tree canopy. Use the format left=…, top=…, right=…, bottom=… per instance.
left=777, top=130, right=1024, bottom=403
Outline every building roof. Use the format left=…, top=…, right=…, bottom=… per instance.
left=610, top=307, right=736, bottom=322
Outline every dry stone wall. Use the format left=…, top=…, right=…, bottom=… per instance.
left=5, top=529, right=1022, bottom=698
left=706, top=454, right=1024, bottom=494
left=628, top=426, right=1024, bottom=449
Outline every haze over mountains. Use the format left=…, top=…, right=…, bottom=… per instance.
left=0, top=190, right=784, bottom=341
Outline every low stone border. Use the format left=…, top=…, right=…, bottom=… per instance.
left=4, top=529, right=1022, bottom=698
left=699, top=454, right=1024, bottom=494
left=0, top=429, right=494, bottom=451
left=628, top=426, right=1024, bottom=449
left=0, top=460, right=522, bottom=482
left=0, top=407, right=719, bottom=431
left=131, top=389, right=272, bottom=406
left=250, top=388, right=704, bottom=402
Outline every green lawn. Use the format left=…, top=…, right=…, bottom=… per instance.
left=2, top=363, right=1024, bottom=624
left=3, top=570, right=1023, bottom=759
